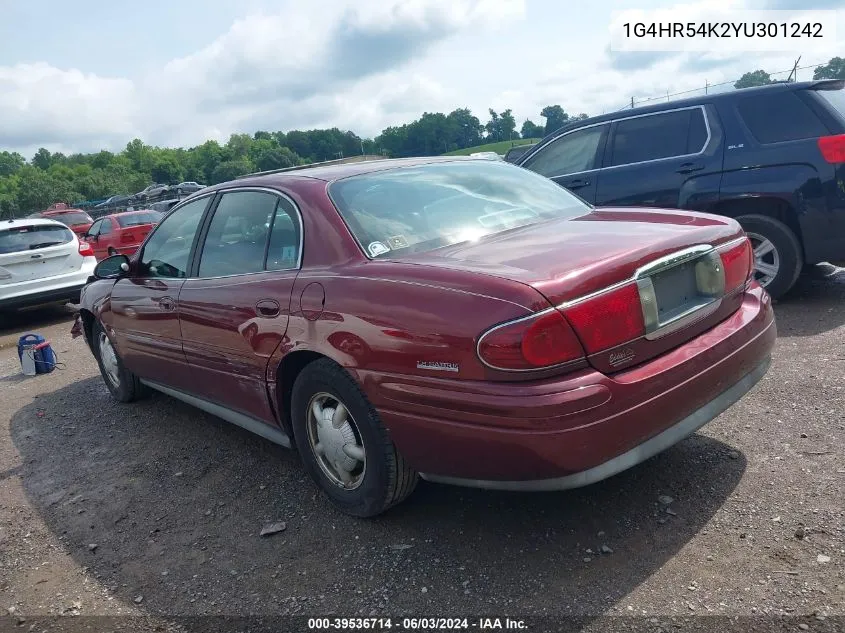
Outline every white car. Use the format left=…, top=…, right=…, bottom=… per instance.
left=0, top=218, right=97, bottom=311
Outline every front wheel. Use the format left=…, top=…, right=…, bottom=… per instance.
left=737, top=214, right=802, bottom=300
left=290, top=358, right=418, bottom=517
left=92, top=321, right=147, bottom=402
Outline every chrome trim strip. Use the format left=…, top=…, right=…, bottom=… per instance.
left=634, top=244, right=713, bottom=278
left=141, top=380, right=292, bottom=448
left=420, top=357, right=770, bottom=492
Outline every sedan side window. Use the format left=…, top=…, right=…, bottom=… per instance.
left=266, top=198, right=302, bottom=271
left=139, top=198, right=208, bottom=278
left=87, top=219, right=102, bottom=237
left=521, top=124, right=607, bottom=178
left=197, top=191, right=278, bottom=278
left=99, top=219, right=113, bottom=235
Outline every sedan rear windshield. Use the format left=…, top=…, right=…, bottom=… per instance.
left=328, top=161, right=590, bottom=258
left=116, top=211, right=163, bottom=227
left=48, top=211, right=92, bottom=226
left=0, top=224, right=74, bottom=254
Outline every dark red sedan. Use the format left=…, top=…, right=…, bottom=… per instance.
left=72, top=157, right=776, bottom=517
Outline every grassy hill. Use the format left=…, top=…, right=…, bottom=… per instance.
left=443, top=138, right=540, bottom=156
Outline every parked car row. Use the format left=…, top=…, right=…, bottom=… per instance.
left=132, top=181, right=206, bottom=202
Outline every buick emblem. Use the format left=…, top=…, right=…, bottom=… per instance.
left=608, top=347, right=636, bottom=367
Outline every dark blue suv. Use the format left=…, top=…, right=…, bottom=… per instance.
left=516, top=79, right=845, bottom=298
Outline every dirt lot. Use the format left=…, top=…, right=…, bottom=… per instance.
left=1, top=270, right=843, bottom=633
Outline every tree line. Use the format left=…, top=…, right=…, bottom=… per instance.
left=734, top=56, right=845, bottom=88
left=0, top=104, right=581, bottom=217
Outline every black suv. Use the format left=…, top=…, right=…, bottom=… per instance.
left=516, top=79, right=845, bottom=298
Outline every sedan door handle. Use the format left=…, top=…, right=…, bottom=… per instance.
left=563, top=178, right=591, bottom=189
left=159, top=296, right=176, bottom=311
left=676, top=162, right=705, bottom=174
left=255, top=299, right=281, bottom=318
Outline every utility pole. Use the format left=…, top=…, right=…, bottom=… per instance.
left=705, top=79, right=709, bottom=95
left=631, top=96, right=635, bottom=109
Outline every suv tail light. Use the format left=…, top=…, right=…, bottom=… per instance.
left=561, top=283, right=645, bottom=354
left=477, top=309, right=585, bottom=370
left=717, top=237, right=753, bottom=292
left=78, top=241, right=95, bottom=257
left=817, top=134, right=845, bottom=163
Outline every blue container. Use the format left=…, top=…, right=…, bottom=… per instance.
left=17, top=334, right=57, bottom=374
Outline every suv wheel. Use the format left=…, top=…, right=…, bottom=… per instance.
left=736, top=214, right=802, bottom=299
left=290, top=358, right=418, bottom=517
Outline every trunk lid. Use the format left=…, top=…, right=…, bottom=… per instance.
left=403, top=207, right=749, bottom=372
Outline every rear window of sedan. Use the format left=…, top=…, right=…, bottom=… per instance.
left=116, top=211, right=163, bottom=227
left=328, top=160, right=590, bottom=258
left=0, top=224, right=74, bottom=254
left=46, top=211, right=93, bottom=226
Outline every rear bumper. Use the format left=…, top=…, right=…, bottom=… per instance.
left=0, top=283, right=86, bottom=309
left=360, top=284, right=776, bottom=486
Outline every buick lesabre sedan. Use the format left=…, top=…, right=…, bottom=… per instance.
left=72, top=157, right=776, bottom=517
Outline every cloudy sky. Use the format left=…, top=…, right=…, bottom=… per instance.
left=0, top=0, right=842, bottom=157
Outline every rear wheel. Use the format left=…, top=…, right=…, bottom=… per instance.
left=107, top=247, right=117, bottom=256
left=736, top=214, right=802, bottom=299
left=92, top=321, right=147, bottom=402
left=290, top=358, right=417, bottom=517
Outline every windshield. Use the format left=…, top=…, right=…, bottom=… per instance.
left=328, top=160, right=590, bottom=258
left=48, top=211, right=92, bottom=226
left=116, top=211, right=163, bottom=227
left=0, top=224, right=74, bottom=254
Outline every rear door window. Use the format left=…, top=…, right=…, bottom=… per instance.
left=736, top=91, right=828, bottom=144
left=0, top=224, right=74, bottom=254
left=609, top=109, right=705, bottom=167
left=197, top=191, right=277, bottom=277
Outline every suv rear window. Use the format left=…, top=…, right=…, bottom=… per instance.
left=0, top=224, right=74, bottom=254
left=813, top=87, right=845, bottom=121
left=736, top=91, right=828, bottom=144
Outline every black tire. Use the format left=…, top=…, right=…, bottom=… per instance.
left=92, top=321, right=148, bottom=403
left=176, top=188, right=183, bottom=196
left=736, top=214, right=803, bottom=300
left=107, top=247, right=117, bottom=256
left=290, top=358, right=418, bottom=517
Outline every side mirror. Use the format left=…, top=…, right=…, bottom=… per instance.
left=94, top=254, right=131, bottom=280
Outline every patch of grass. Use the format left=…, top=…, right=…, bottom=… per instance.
left=443, top=138, right=540, bottom=156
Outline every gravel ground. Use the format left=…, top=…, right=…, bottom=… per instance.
left=1, top=269, right=843, bottom=633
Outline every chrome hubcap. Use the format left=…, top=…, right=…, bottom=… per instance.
left=746, top=232, right=780, bottom=288
left=98, top=331, right=120, bottom=387
left=306, top=393, right=366, bottom=490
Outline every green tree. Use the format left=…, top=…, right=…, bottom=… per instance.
left=0, top=151, right=25, bottom=177
left=540, top=105, right=569, bottom=135
left=447, top=108, right=483, bottom=149
left=211, top=158, right=254, bottom=184
left=520, top=120, right=544, bottom=139
left=32, top=148, right=53, bottom=170
left=734, top=70, right=772, bottom=89
left=485, top=110, right=501, bottom=140
left=254, top=147, right=299, bottom=172
left=150, top=154, right=184, bottom=184
left=499, top=109, right=517, bottom=141
left=813, top=57, right=845, bottom=80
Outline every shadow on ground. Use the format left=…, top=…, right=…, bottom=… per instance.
left=774, top=264, right=845, bottom=338
left=11, top=376, right=746, bottom=620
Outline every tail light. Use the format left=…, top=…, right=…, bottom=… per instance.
left=477, top=309, right=585, bottom=370
left=121, top=232, right=136, bottom=243
left=717, top=237, right=753, bottom=292
left=561, top=283, right=645, bottom=354
left=818, top=134, right=845, bottom=163
left=78, top=241, right=94, bottom=257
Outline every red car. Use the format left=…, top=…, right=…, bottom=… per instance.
left=39, top=203, right=94, bottom=238
left=83, top=210, right=163, bottom=260
left=71, top=157, right=776, bottom=517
